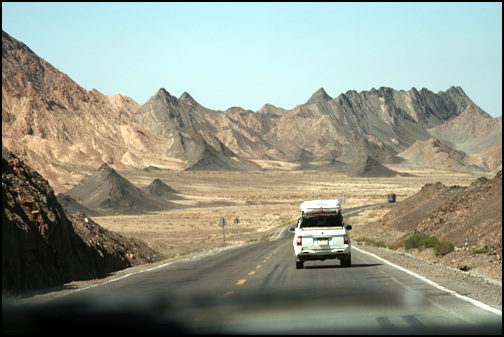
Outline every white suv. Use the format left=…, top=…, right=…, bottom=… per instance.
left=289, top=200, right=352, bottom=269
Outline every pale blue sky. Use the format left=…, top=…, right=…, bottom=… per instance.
left=2, top=2, right=502, bottom=117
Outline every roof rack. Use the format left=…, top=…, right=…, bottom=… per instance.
left=300, top=200, right=341, bottom=213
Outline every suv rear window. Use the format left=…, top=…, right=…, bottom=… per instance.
left=300, top=213, right=343, bottom=228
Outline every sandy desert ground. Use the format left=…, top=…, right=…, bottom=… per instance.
left=89, top=166, right=483, bottom=260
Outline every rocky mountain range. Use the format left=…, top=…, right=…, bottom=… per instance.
left=2, top=30, right=502, bottom=194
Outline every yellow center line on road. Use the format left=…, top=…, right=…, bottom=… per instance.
left=221, top=291, right=234, bottom=298
left=221, top=242, right=290, bottom=300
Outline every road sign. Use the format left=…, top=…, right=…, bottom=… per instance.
left=219, top=217, right=227, bottom=246
left=219, top=217, right=228, bottom=226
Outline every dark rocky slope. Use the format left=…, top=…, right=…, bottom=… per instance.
left=2, top=148, right=164, bottom=294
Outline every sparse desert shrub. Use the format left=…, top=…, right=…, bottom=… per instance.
left=405, top=232, right=454, bottom=256
left=472, top=248, right=488, bottom=254
left=405, top=232, right=430, bottom=250
left=419, top=236, right=441, bottom=249
left=434, top=241, right=455, bottom=256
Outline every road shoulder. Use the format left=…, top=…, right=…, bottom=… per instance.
left=354, top=243, right=502, bottom=312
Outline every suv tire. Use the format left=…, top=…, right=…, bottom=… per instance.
left=296, top=260, right=304, bottom=269
left=341, top=254, right=351, bottom=267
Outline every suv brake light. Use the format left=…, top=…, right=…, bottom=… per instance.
left=296, top=236, right=302, bottom=246
left=344, top=234, right=349, bottom=245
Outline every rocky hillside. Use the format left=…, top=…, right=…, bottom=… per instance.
left=353, top=170, right=502, bottom=280
left=397, top=138, right=483, bottom=172
left=428, top=104, right=502, bottom=171
left=63, top=163, right=176, bottom=215
left=2, top=148, right=164, bottom=294
left=57, top=165, right=184, bottom=216
left=2, top=30, right=502, bottom=195
left=376, top=171, right=501, bottom=250
left=428, top=104, right=502, bottom=154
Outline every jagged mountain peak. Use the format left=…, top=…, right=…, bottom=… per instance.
left=306, top=87, right=333, bottom=105
left=257, top=103, right=287, bottom=116
left=369, top=86, right=396, bottom=95
left=444, top=85, right=466, bottom=96
left=133, top=87, right=190, bottom=131
left=152, top=87, right=178, bottom=103
left=179, top=91, right=197, bottom=105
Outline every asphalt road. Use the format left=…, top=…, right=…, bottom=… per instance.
left=5, top=205, right=501, bottom=334
left=27, top=222, right=497, bottom=333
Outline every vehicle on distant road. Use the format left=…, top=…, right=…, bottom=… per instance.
left=289, top=200, right=352, bottom=269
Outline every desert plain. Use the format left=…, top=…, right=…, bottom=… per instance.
left=86, top=165, right=483, bottom=260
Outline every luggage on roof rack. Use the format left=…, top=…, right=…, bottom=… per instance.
left=300, top=200, right=341, bottom=213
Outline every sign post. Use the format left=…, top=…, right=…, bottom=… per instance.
left=219, top=217, right=228, bottom=246
left=234, top=217, right=240, bottom=242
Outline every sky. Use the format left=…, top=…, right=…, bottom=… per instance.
left=2, top=2, right=502, bottom=117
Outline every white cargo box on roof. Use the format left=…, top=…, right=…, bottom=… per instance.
left=300, top=200, right=341, bottom=212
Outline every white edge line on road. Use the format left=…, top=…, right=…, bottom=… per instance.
left=353, top=246, right=502, bottom=316
left=272, top=225, right=288, bottom=240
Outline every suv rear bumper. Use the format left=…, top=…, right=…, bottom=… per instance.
left=295, top=246, right=351, bottom=261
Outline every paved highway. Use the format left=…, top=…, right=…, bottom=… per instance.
left=36, top=209, right=500, bottom=334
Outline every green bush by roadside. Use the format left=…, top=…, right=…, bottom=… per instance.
left=433, top=241, right=455, bottom=256
left=419, top=236, right=440, bottom=249
left=405, top=232, right=455, bottom=256
left=404, top=232, right=429, bottom=250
